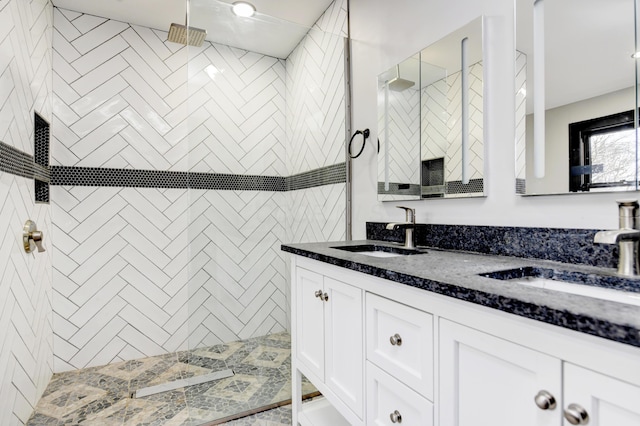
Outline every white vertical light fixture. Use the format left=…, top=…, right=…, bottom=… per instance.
left=384, top=81, right=390, bottom=191
left=533, top=0, right=546, bottom=178
left=461, top=37, right=470, bottom=185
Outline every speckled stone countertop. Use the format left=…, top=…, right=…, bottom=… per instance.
left=281, top=240, right=640, bottom=348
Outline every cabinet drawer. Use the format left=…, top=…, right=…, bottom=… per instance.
left=367, top=361, right=433, bottom=426
left=366, top=293, right=434, bottom=400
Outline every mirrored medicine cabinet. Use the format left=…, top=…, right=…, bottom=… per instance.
left=515, top=0, right=639, bottom=196
left=377, top=17, right=485, bottom=201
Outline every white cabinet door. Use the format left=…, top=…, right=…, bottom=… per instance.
left=366, top=293, right=433, bottom=400
left=440, top=319, right=562, bottom=426
left=324, top=277, right=363, bottom=418
left=296, top=267, right=325, bottom=379
left=367, top=362, right=433, bottom=426
left=563, top=363, right=640, bottom=426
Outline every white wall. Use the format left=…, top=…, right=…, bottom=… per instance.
left=350, top=0, right=627, bottom=236
left=0, top=0, right=54, bottom=424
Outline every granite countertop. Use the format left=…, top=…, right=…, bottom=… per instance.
left=281, top=240, right=640, bottom=348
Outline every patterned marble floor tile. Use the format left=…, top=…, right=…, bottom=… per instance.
left=221, top=404, right=293, bottom=426
left=29, top=332, right=311, bottom=425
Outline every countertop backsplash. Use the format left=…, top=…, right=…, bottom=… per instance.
left=366, top=222, right=617, bottom=268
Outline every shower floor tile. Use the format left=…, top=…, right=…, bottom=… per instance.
left=27, top=332, right=314, bottom=425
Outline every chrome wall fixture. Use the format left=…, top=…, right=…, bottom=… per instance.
left=23, top=220, right=45, bottom=253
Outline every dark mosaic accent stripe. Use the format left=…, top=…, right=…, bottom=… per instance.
left=190, top=172, right=285, bottom=191
left=516, top=178, right=526, bottom=194
left=366, top=222, right=617, bottom=268
left=286, top=163, right=346, bottom=191
left=34, top=113, right=49, bottom=167
left=281, top=243, right=640, bottom=348
left=377, top=182, right=421, bottom=196
left=35, top=180, right=49, bottom=203
left=446, top=178, right=483, bottom=194
left=51, top=167, right=189, bottom=188
left=51, top=164, right=345, bottom=192
left=0, top=141, right=51, bottom=182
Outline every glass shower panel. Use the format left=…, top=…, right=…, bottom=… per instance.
left=182, top=0, right=349, bottom=423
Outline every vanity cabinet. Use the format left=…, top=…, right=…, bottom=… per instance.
left=439, top=319, right=640, bottom=426
left=289, top=255, right=640, bottom=426
left=439, top=319, right=562, bottom=426
left=563, top=363, right=640, bottom=425
left=366, top=294, right=434, bottom=425
left=294, top=267, right=364, bottom=424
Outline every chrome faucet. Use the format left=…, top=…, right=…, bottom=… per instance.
left=386, top=206, right=416, bottom=249
left=594, top=200, right=640, bottom=277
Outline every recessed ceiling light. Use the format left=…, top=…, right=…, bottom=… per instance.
left=232, top=1, right=256, bottom=17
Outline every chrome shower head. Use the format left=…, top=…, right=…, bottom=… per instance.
left=387, top=64, right=415, bottom=92
left=167, top=23, right=207, bottom=47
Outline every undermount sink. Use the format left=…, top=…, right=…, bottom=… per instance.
left=481, top=267, right=640, bottom=307
left=331, top=244, right=426, bottom=258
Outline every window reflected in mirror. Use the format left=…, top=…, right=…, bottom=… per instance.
left=515, top=0, right=638, bottom=195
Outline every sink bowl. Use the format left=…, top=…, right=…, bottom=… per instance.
left=481, top=267, right=640, bottom=307
left=331, top=244, right=426, bottom=258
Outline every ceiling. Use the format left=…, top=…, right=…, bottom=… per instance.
left=52, top=0, right=335, bottom=58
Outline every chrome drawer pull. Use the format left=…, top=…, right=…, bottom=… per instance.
left=314, top=290, right=323, bottom=298
left=390, top=410, right=402, bottom=423
left=390, top=333, right=402, bottom=346
left=534, top=390, right=556, bottom=410
left=564, top=403, right=589, bottom=425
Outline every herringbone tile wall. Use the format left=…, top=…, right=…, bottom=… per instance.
left=186, top=189, right=288, bottom=348
left=422, top=79, right=448, bottom=161
left=0, top=0, right=54, bottom=424
left=50, top=186, right=190, bottom=371
left=52, top=7, right=189, bottom=171
left=446, top=62, right=484, bottom=184
left=286, top=0, right=347, bottom=175
left=185, top=47, right=286, bottom=176
left=377, top=88, right=421, bottom=185
left=51, top=0, right=347, bottom=373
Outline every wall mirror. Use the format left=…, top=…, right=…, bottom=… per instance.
left=515, top=0, right=638, bottom=195
left=377, top=17, right=485, bottom=201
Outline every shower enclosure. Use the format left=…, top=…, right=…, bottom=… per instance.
left=181, top=0, right=349, bottom=423
left=33, top=0, right=349, bottom=424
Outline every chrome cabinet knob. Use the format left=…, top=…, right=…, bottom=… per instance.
left=321, top=292, right=329, bottom=301
left=314, top=290, right=323, bottom=298
left=390, top=410, right=402, bottom=423
left=534, top=390, right=556, bottom=410
left=389, top=333, right=402, bottom=346
left=564, top=403, right=589, bottom=425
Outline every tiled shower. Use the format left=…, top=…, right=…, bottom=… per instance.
left=0, top=0, right=348, bottom=423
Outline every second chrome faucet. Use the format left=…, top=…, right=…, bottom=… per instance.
left=386, top=206, right=416, bottom=249
left=594, top=200, right=640, bottom=277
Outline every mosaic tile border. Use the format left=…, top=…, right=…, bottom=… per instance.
left=0, top=141, right=51, bottom=183
left=51, top=164, right=346, bottom=192
left=34, top=113, right=50, bottom=167
left=446, top=178, right=484, bottom=194
left=377, top=182, right=422, bottom=196
left=287, top=163, right=346, bottom=191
